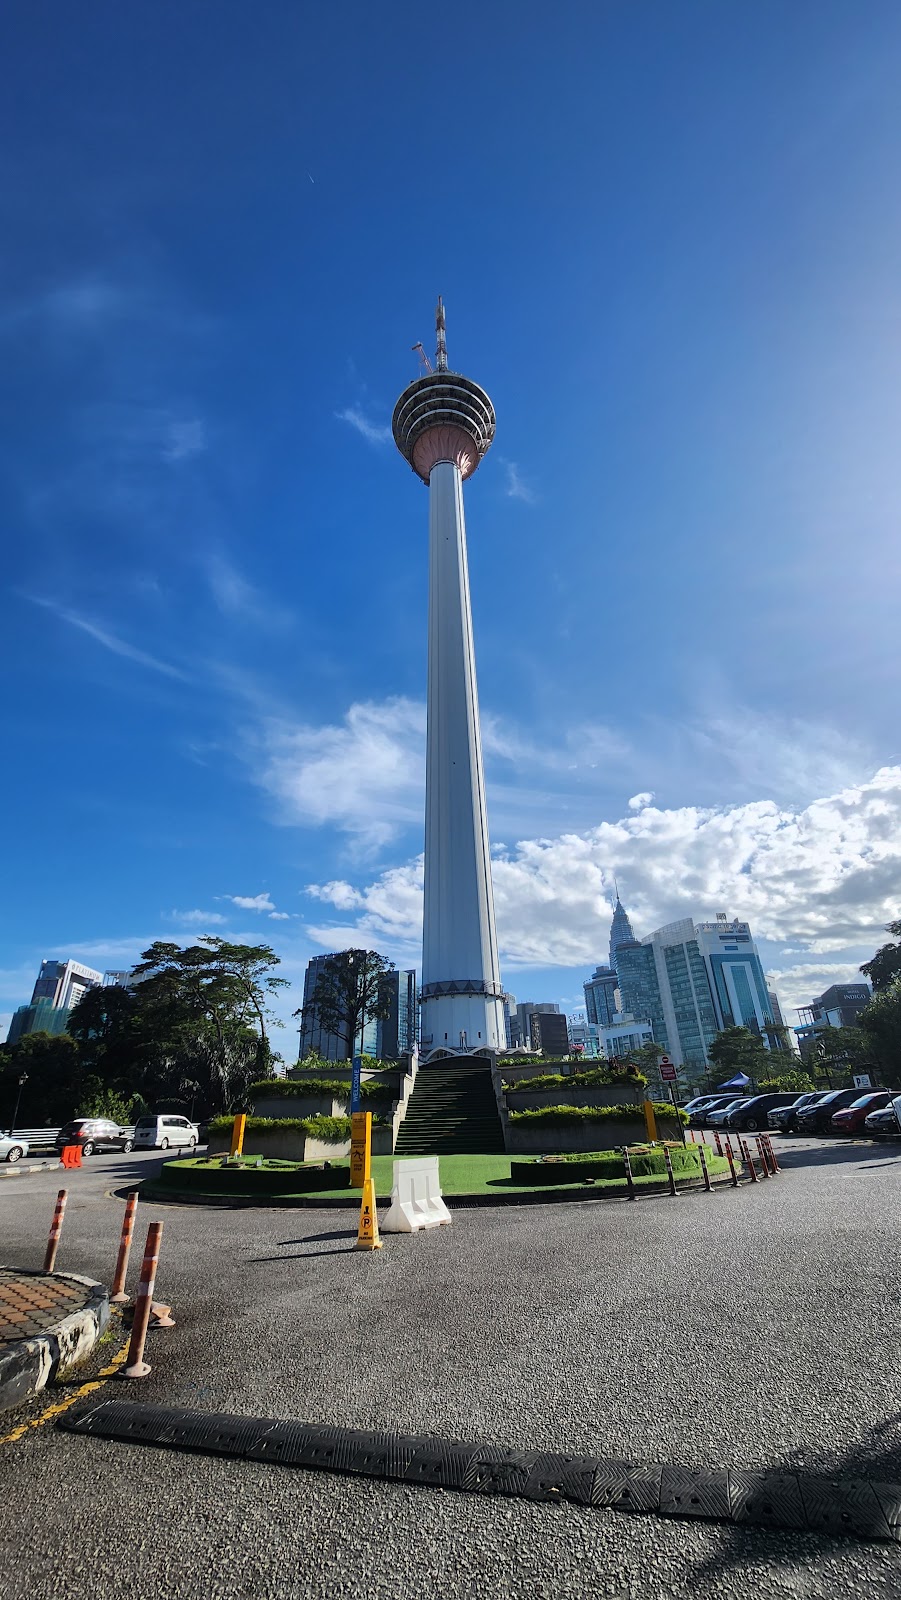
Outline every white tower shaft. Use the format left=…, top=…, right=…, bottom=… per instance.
left=421, top=460, right=505, bottom=1055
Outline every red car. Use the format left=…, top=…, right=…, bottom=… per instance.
left=831, top=1091, right=900, bottom=1135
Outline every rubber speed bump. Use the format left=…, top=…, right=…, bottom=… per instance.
left=60, top=1402, right=901, bottom=1544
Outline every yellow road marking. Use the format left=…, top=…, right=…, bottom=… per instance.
left=0, top=1336, right=129, bottom=1446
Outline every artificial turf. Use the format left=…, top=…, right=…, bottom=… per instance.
left=155, top=1149, right=730, bottom=1202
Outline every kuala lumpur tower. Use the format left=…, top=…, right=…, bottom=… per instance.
left=393, top=299, right=506, bottom=1060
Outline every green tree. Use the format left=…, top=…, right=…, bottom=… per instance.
left=295, top=949, right=394, bottom=1061
left=0, top=1032, right=85, bottom=1126
left=859, top=979, right=901, bottom=1077
left=758, top=1069, right=815, bottom=1093
left=708, top=1026, right=769, bottom=1084
left=860, top=921, right=901, bottom=993
left=811, top=1026, right=877, bottom=1088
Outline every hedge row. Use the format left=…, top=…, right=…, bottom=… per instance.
left=510, top=1145, right=702, bottom=1184
left=507, top=1101, right=689, bottom=1126
left=157, top=1158, right=350, bottom=1194
left=507, top=1067, right=647, bottom=1093
left=250, top=1077, right=395, bottom=1101
left=209, top=1114, right=353, bottom=1142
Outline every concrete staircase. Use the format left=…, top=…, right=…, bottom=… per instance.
left=394, top=1062, right=505, bottom=1155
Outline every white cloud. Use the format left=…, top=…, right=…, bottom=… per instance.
left=300, top=766, right=901, bottom=976
left=253, top=697, right=426, bottom=849
left=268, top=911, right=291, bottom=921
left=227, top=893, right=277, bottom=912
left=503, top=460, right=537, bottom=504
left=764, top=961, right=869, bottom=1014
left=628, top=792, right=654, bottom=811
left=24, top=595, right=188, bottom=681
left=335, top=406, right=392, bottom=446
left=167, top=909, right=228, bottom=926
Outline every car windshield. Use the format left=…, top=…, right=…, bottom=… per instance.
left=848, top=1093, right=882, bottom=1109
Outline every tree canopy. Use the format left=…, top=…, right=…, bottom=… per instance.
left=296, top=948, right=394, bottom=1062
left=860, top=921, right=901, bottom=994
left=707, top=1026, right=770, bottom=1081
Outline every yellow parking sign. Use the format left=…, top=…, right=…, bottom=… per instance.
left=350, top=1111, right=372, bottom=1189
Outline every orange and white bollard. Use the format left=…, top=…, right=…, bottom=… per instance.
left=662, top=1143, right=678, bottom=1197
left=724, top=1140, right=739, bottom=1187
left=123, top=1222, right=164, bottom=1379
left=43, top=1189, right=68, bottom=1273
left=111, top=1191, right=139, bottom=1303
left=622, top=1146, right=637, bottom=1200
left=764, top=1134, right=780, bottom=1173
left=713, top=1130, right=723, bottom=1157
left=755, top=1136, right=770, bottom=1177
left=698, top=1144, right=712, bottom=1192
left=741, top=1137, right=759, bottom=1183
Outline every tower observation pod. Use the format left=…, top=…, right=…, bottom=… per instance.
left=393, top=299, right=506, bottom=1060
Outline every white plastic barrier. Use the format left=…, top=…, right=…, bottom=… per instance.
left=380, top=1156, right=452, bottom=1233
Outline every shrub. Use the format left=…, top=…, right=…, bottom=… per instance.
left=507, top=1101, right=688, bottom=1126
left=208, top=1113, right=353, bottom=1142
left=507, top=1067, right=647, bottom=1093
left=250, top=1077, right=394, bottom=1101
left=510, top=1145, right=704, bottom=1184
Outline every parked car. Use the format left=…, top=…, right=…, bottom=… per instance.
left=831, top=1091, right=901, bottom=1136
left=55, top=1118, right=134, bottom=1156
left=682, top=1095, right=724, bottom=1116
left=863, top=1097, right=901, bottom=1139
left=794, top=1089, right=862, bottom=1134
left=0, top=1132, right=29, bottom=1162
left=767, top=1092, right=830, bottom=1133
left=706, top=1098, right=753, bottom=1129
left=726, top=1092, right=802, bottom=1132
left=689, top=1096, right=740, bottom=1128
left=133, top=1114, right=199, bottom=1151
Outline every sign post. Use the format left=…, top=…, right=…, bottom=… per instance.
left=853, top=1073, right=872, bottom=1091
left=230, top=1114, right=246, bottom=1158
left=350, top=1110, right=372, bottom=1190
left=351, top=1054, right=362, bottom=1115
left=658, top=1057, right=685, bottom=1146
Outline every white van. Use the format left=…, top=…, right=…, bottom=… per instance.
left=134, top=1114, right=199, bottom=1151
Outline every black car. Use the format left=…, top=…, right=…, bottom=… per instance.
left=727, top=1092, right=802, bottom=1132
left=794, top=1088, right=862, bottom=1134
left=689, top=1096, right=740, bottom=1128
left=55, top=1117, right=134, bottom=1156
left=767, top=1092, right=830, bottom=1133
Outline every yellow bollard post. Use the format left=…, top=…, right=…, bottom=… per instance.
left=349, top=1110, right=372, bottom=1190
left=355, top=1175, right=383, bottom=1250
left=230, top=1114, right=246, bottom=1158
left=643, top=1098, right=658, bottom=1142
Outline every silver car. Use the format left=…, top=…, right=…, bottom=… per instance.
left=0, top=1132, right=29, bottom=1162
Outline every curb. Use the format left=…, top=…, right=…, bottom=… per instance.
left=0, top=1271, right=110, bottom=1413
left=138, top=1170, right=740, bottom=1211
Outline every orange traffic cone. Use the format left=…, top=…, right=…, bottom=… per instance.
left=355, top=1176, right=383, bottom=1251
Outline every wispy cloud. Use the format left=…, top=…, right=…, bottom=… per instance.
left=205, top=554, right=291, bottom=628
left=166, top=909, right=227, bottom=927
left=503, top=460, right=537, bottom=504
left=336, top=406, right=392, bottom=446
left=25, top=596, right=189, bottom=681
left=268, top=911, right=291, bottom=921
left=162, top=418, right=206, bottom=462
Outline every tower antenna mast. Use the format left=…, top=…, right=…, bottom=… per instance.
left=435, top=294, right=448, bottom=372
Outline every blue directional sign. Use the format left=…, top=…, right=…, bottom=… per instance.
left=351, top=1054, right=362, bottom=1114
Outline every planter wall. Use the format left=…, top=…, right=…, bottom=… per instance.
left=208, top=1129, right=351, bottom=1161
left=505, top=1117, right=683, bottom=1155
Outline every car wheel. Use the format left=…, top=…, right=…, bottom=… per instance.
left=188, top=1136, right=197, bottom=1150
left=745, top=1118, right=760, bottom=1132
left=121, top=1139, right=134, bottom=1153
left=81, top=1141, right=94, bottom=1156
left=160, top=1138, right=169, bottom=1150
left=5, top=1146, right=23, bottom=1163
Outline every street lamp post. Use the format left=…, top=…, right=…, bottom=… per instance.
left=10, top=1073, right=28, bottom=1135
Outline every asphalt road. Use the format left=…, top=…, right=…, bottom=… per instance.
left=1, top=1135, right=900, bottom=1599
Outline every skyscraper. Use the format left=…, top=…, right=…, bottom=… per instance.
left=608, top=891, right=636, bottom=970
left=393, top=299, right=505, bottom=1060
left=298, top=954, right=417, bottom=1061
left=5, top=958, right=105, bottom=1046
left=583, top=966, right=619, bottom=1028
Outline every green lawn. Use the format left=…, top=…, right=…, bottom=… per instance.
left=155, top=1149, right=729, bottom=1202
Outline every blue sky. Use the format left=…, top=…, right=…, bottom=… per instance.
left=3, top=2, right=901, bottom=1052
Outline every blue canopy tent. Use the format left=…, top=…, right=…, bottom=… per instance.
left=716, top=1072, right=751, bottom=1090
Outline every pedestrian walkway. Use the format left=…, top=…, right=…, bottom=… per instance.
left=0, top=1268, right=95, bottom=1341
